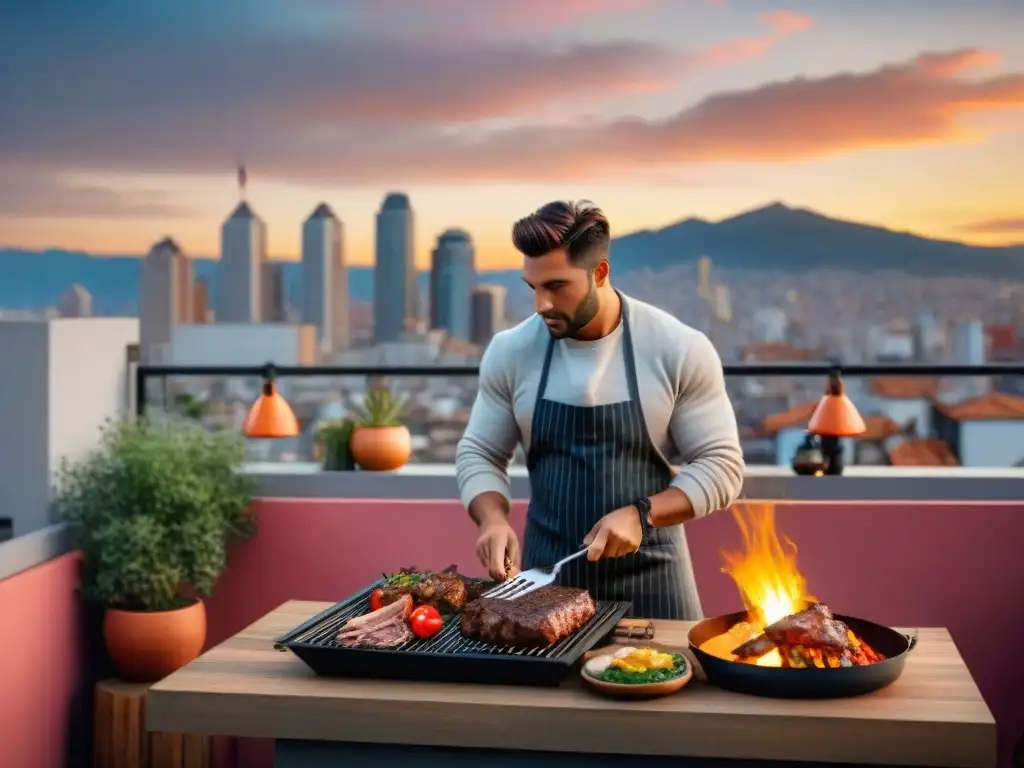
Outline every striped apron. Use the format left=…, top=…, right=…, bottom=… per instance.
left=520, top=299, right=704, bottom=620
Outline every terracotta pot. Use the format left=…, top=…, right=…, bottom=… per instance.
left=103, top=599, right=207, bottom=683
left=350, top=425, right=412, bottom=471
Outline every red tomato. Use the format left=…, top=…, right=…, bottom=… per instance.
left=409, top=605, right=443, bottom=639
left=369, top=588, right=384, bottom=612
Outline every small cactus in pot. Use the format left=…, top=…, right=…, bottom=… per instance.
left=350, top=388, right=412, bottom=471
left=316, top=418, right=357, bottom=471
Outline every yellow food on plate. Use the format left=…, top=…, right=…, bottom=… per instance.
left=609, top=646, right=677, bottom=674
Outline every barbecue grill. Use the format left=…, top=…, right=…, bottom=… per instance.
left=275, top=581, right=631, bottom=686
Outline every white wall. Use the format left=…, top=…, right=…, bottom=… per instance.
left=0, top=318, right=138, bottom=537
left=960, top=422, right=1024, bottom=467
left=170, top=323, right=311, bottom=367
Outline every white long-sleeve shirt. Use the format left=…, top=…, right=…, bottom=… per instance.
left=456, top=293, right=745, bottom=518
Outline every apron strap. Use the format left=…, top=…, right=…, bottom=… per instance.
left=534, top=333, right=557, bottom=408
left=617, top=292, right=642, bottom=404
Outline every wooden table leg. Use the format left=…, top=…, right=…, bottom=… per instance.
left=94, top=678, right=212, bottom=768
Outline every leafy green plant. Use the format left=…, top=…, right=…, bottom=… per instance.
left=354, top=388, right=407, bottom=428
left=55, top=419, right=256, bottom=612
left=316, top=418, right=356, bottom=470
left=173, top=392, right=205, bottom=421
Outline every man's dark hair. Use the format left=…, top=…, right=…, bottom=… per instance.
left=511, top=200, right=610, bottom=267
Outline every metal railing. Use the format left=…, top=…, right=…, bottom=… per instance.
left=135, top=362, right=1024, bottom=415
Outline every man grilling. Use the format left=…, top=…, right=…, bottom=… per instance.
left=455, top=200, right=744, bottom=620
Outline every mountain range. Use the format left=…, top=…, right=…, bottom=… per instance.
left=2, top=203, right=1021, bottom=314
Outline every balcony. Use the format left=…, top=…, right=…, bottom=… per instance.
left=1, top=355, right=1024, bottom=767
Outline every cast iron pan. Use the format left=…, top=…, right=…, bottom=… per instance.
left=687, top=610, right=918, bottom=699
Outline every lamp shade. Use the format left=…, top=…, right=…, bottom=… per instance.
left=806, top=371, right=866, bottom=438
left=243, top=381, right=299, bottom=438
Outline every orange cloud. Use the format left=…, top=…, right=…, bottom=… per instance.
left=696, top=10, right=813, bottom=66
left=0, top=169, right=195, bottom=220
left=3, top=45, right=1022, bottom=192
left=261, top=47, right=1023, bottom=184
left=958, top=217, right=1024, bottom=235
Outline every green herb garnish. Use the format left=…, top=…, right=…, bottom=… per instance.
left=599, top=653, right=687, bottom=685
left=384, top=568, right=425, bottom=587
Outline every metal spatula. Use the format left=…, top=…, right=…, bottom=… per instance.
left=483, top=548, right=589, bottom=600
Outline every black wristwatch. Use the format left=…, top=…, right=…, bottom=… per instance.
left=633, top=497, right=652, bottom=540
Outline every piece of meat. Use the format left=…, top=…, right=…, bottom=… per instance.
left=732, top=633, right=776, bottom=658
left=340, top=594, right=412, bottom=634
left=460, top=586, right=596, bottom=647
left=338, top=617, right=414, bottom=648
left=762, top=603, right=852, bottom=653
left=463, top=579, right=497, bottom=603
left=381, top=572, right=469, bottom=613
left=416, top=572, right=468, bottom=612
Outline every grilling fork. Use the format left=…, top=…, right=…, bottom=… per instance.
left=482, top=548, right=589, bottom=600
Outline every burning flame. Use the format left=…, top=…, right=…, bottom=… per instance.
left=705, top=503, right=817, bottom=667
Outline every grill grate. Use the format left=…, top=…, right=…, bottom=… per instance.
left=277, top=581, right=631, bottom=686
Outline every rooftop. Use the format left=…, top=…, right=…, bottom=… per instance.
left=381, top=192, right=411, bottom=211
left=869, top=377, right=940, bottom=399
left=227, top=201, right=257, bottom=220
left=888, top=438, right=960, bottom=466
left=307, top=202, right=338, bottom=221
left=936, top=392, right=1024, bottom=421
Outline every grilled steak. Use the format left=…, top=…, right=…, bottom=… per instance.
left=734, top=603, right=852, bottom=657
left=460, top=586, right=596, bottom=647
left=764, top=603, right=852, bottom=653
left=463, top=578, right=497, bottom=603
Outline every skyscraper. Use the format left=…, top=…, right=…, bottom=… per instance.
left=217, top=202, right=267, bottom=323
left=263, top=262, right=287, bottom=323
left=429, top=229, right=476, bottom=341
left=194, top=277, right=211, bottom=323
left=698, top=256, right=712, bottom=301
left=471, top=284, right=507, bottom=346
left=59, top=283, right=93, bottom=318
left=301, top=203, right=348, bottom=354
left=139, top=237, right=192, bottom=362
left=373, top=192, right=416, bottom=343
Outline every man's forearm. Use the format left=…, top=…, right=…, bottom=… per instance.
left=647, top=486, right=696, bottom=528
left=468, top=491, right=511, bottom=529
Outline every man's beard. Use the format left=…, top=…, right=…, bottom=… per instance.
left=542, top=274, right=600, bottom=340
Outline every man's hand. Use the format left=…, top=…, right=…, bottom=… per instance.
left=583, top=505, right=642, bottom=561
left=475, top=519, right=520, bottom=581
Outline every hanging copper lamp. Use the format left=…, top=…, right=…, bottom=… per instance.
left=243, top=364, right=299, bottom=438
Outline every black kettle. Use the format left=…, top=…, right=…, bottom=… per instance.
left=791, top=434, right=827, bottom=476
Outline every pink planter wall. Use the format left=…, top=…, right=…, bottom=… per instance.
left=203, top=498, right=1024, bottom=768
left=0, top=552, right=83, bottom=768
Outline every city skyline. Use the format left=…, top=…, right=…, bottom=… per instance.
left=1, top=0, right=1022, bottom=267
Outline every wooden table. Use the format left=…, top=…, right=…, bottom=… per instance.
left=147, top=600, right=996, bottom=768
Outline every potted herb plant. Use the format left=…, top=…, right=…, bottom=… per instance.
left=55, top=418, right=256, bottom=683
left=349, top=387, right=412, bottom=471
left=316, top=418, right=357, bottom=471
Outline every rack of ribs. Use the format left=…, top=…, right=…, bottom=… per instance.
left=460, top=586, right=596, bottom=647
left=337, top=594, right=414, bottom=648
left=733, top=603, right=853, bottom=658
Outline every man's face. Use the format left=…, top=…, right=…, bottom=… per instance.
left=522, top=248, right=601, bottom=339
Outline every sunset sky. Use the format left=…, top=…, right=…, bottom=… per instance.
left=2, top=0, right=1023, bottom=268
